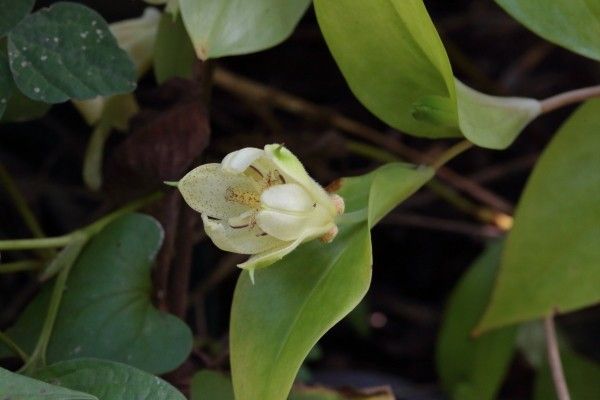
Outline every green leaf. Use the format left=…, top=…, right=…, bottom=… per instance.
left=1, top=213, right=193, bottom=374
left=314, top=0, right=541, bottom=149
left=178, top=0, right=311, bottom=60
left=0, top=366, right=97, bottom=400
left=153, top=12, right=196, bottom=84
left=314, top=0, right=458, bottom=139
left=0, top=0, right=34, bottom=37
left=1, top=87, right=52, bottom=122
left=191, top=370, right=235, bottom=400
left=477, top=99, right=600, bottom=332
left=437, top=243, right=517, bottom=400
left=0, top=50, right=12, bottom=118
left=7, top=2, right=136, bottom=103
left=33, top=358, right=186, bottom=400
left=534, top=350, right=600, bottom=400
left=230, top=163, right=433, bottom=400
left=495, top=0, right=600, bottom=61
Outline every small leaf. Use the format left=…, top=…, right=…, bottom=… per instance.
left=0, top=366, right=97, bottom=400
left=533, top=350, right=600, bottom=400
left=179, top=0, right=311, bottom=59
left=0, top=213, right=193, bottom=374
left=33, top=358, right=186, bottom=400
left=7, top=2, right=136, bottom=103
left=437, top=242, right=517, bottom=400
left=477, top=100, right=600, bottom=332
left=0, top=0, right=34, bottom=37
left=230, top=163, right=433, bottom=400
left=153, top=12, right=196, bottom=84
left=191, top=370, right=235, bottom=400
left=314, top=0, right=541, bottom=149
left=495, top=0, right=600, bottom=61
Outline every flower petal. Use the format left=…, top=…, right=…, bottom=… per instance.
left=260, top=183, right=314, bottom=213
left=178, top=163, right=257, bottom=219
left=221, top=147, right=265, bottom=174
left=256, top=210, right=310, bottom=241
left=264, top=144, right=336, bottom=215
left=202, top=214, right=285, bottom=255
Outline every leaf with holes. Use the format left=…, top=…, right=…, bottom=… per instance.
left=437, top=242, right=517, bottom=400
left=477, top=99, right=600, bottom=333
left=178, top=0, right=311, bottom=60
left=0, top=213, right=193, bottom=374
left=33, top=358, right=186, bottom=400
left=495, top=0, right=600, bottom=61
left=0, top=367, right=97, bottom=400
left=7, top=2, right=136, bottom=103
left=230, top=163, right=434, bottom=400
left=0, top=0, right=34, bottom=36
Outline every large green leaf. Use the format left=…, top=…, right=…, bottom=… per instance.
left=0, top=50, right=12, bottom=118
left=477, top=99, right=600, bottom=333
left=437, top=243, right=517, bottom=400
left=0, top=366, right=97, bottom=400
left=534, top=350, right=600, bottom=400
left=179, top=0, right=311, bottom=60
left=0, top=213, right=193, bottom=374
left=33, top=358, right=186, bottom=400
left=230, top=163, right=434, bottom=400
left=0, top=0, right=34, bottom=37
left=153, top=12, right=196, bottom=84
left=314, top=0, right=541, bottom=149
left=496, top=0, right=600, bottom=61
left=7, top=2, right=136, bottom=103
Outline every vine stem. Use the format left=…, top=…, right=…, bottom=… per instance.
left=0, top=331, right=29, bottom=363
left=540, top=84, right=600, bottom=114
left=430, top=140, right=474, bottom=170
left=544, top=313, right=571, bottom=400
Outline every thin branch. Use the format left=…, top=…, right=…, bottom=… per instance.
left=382, top=213, right=504, bottom=239
left=213, top=68, right=513, bottom=213
left=430, top=140, right=474, bottom=170
left=0, top=259, right=43, bottom=274
left=544, top=313, right=571, bottom=400
left=541, top=85, right=600, bottom=114
left=0, top=330, right=29, bottom=363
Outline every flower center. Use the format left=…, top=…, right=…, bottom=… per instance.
left=225, top=187, right=261, bottom=208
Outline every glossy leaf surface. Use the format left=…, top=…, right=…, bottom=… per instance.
left=477, top=100, right=600, bottom=332
left=179, top=0, right=311, bottom=60
left=496, top=0, right=600, bottom=61
left=0, top=367, right=96, bottom=400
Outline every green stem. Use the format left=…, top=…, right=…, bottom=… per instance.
left=0, top=331, right=29, bottom=363
left=430, top=140, right=474, bottom=170
left=0, top=259, right=42, bottom=274
left=0, top=235, right=73, bottom=251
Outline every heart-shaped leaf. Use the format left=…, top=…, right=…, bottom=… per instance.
left=0, top=366, right=97, bottom=400
left=7, top=2, right=136, bottom=103
left=33, top=358, right=185, bottom=400
left=314, top=0, right=541, bottom=149
left=477, top=100, right=600, bottom=333
left=0, top=213, right=193, bottom=374
left=437, top=242, right=517, bottom=400
left=230, top=163, right=434, bottom=400
left=0, top=0, right=34, bottom=37
left=495, top=0, right=600, bottom=61
left=178, top=0, right=311, bottom=60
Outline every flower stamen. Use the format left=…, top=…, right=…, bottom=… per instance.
left=225, top=187, right=261, bottom=208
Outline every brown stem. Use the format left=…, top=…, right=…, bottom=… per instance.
left=541, top=85, right=600, bottom=114
left=544, top=313, right=571, bottom=400
left=213, top=68, right=513, bottom=214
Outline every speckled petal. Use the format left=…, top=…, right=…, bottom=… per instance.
left=178, top=163, right=257, bottom=220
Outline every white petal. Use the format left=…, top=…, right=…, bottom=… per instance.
left=256, top=210, right=310, bottom=241
left=264, top=144, right=336, bottom=215
left=221, top=147, right=265, bottom=174
left=202, top=214, right=285, bottom=255
left=260, top=183, right=314, bottom=213
left=178, top=164, right=257, bottom=219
